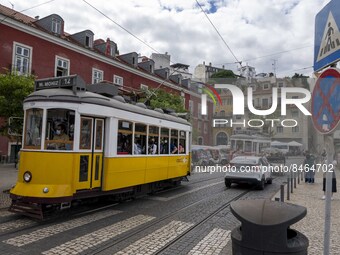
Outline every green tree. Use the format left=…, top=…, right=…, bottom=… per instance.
left=0, top=73, right=35, bottom=135
left=141, top=88, right=187, bottom=113
left=292, top=73, right=309, bottom=89
left=210, top=70, right=235, bottom=79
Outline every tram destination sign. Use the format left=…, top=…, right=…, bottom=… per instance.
left=35, top=75, right=86, bottom=91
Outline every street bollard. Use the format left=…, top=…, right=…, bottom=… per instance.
left=287, top=177, right=290, bottom=200
left=298, top=171, right=300, bottom=184
left=294, top=174, right=297, bottom=189
left=290, top=171, right=293, bottom=193
left=280, top=184, right=285, bottom=202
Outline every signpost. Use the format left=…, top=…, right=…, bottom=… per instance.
left=312, top=68, right=340, bottom=255
left=314, top=0, right=340, bottom=71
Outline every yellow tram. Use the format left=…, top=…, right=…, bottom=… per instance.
left=10, top=75, right=191, bottom=218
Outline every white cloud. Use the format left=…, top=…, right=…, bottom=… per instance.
left=1, top=0, right=331, bottom=77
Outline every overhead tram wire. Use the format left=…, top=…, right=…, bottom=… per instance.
left=195, top=0, right=242, bottom=67
left=218, top=45, right=313, bottom=66
left=82, top=0, right=161, bottom=55
left=0, top=0, right=56, bottom=24
left=81, top=0, right=195, bottom=102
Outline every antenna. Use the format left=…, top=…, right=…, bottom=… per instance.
left=271, top=59, right=277, bottom=77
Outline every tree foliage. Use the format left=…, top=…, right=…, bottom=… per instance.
left=210, top=70, right=235, bottom=78
left=140, top=88, right=187, bottom=113
left=0, top=73, right=35, bottom=134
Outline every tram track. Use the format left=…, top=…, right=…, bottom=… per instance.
left=90, top=185, right=249, bottom=255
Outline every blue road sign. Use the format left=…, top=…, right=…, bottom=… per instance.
left=312, top=68, right=340, bottom=134
left=314, top=0, right=340, bottom=72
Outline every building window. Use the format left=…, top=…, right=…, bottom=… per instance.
left=204, top=122, right=208, bottom=134
left=113, top=75, right=123, bottom=86
left=85, top=34, right=93, bottom=48
left=276, top=126, right=283, bottom=133
left=140, top=84, right=148, bottom=90
left=292, top=126, right=299, bottom=133
left=52, top=18, right=61, bottom=34
left=198, top=121, right=202, bottom=131
left=278, top=82, right=284, bottom=87
left=55, top=56, right=70, bottom=77
left=262, top=98, right=269, bottom=108
left=13, top=42, right=32, bottom=75
left=198, top=103, right=201, bottom=118
left=92, top=68, right=103, bottom=83
left=189, top=100, right=193, bottom=114
left=263, top=83, right=270, bottom=90
left=292, top=111, right=299, bottom=118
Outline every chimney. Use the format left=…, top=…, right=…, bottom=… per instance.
left=209, top=62, right=212, bottom=66
left=35, top=16, right=39, bottom=20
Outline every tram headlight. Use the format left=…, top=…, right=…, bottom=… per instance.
left=43, top=187, right=49, bottom=193
left=23, top=171, right=32, bottom=183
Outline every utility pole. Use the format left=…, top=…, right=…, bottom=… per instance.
left=271, top=59, right=277, bottom=77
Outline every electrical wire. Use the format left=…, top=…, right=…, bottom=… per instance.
left=0, top=0, right=55, bottom=24
left=195, top=0, right=242, bottom=67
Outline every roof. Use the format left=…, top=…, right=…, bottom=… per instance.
left=0, top=4, right=36, bottom=25
left=230, top=156, right=262, bottom=164
left=24, top=88, right=191, bottom=126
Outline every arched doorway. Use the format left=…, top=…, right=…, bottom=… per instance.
left=216, top=132, right=228, bottom=146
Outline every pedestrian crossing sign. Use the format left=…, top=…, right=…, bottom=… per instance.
left=314, top=0, right=340, bottom=72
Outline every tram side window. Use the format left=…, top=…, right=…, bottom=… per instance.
left=134, top=123, right=147, bottom=155
left=79, top=117, right=92, bottom=150
left=45, top=109, right=75, bottom=150
left=148, top=126, right=159, bottom=155
left=179, top=131, right=186, bottom=154
left=160, top=128, right=169, bottom=154
left=117, top=120, right=132, bottom=155
left=24, top=108, right=43, bottom=149
left=170, top=129, right=178, bottom=154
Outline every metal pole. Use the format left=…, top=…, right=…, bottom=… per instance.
left=280, top=184, right=284, bottom=202
left=287, top=177, right=290, bottom=200
left=298, top=170, right=300, bottom=184
left=294, top=173, right=297, bottom=188
left=324, top=135, right=334, bottom=255
left=290, top=171, right=293, bottom=193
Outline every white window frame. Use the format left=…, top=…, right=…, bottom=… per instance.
left=55, top=56, right=70, bottom=77
left=12, top=42, right=32, bottom=75
left=262, top=83, right=270, bottom=90
left=140, top=84, right=148, bottom=90
left=85, top=33, right=93, bottom=48
left=51, top=18, right=61, bottom=34
left=113, top=75, right=123, bottom=86
left=189, top=100, right=193, bottom=114
left=92, top=68, right=104, bottom=84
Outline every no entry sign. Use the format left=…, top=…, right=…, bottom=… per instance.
left=312, top=68, right=340, bottom=134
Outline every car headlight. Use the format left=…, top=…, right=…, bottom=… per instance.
left=23, top=171, right=32, bottom=183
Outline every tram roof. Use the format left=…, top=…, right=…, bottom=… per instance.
left=24, top=88, right=191, bottom=126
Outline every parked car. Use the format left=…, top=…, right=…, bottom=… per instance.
left=191, top=146, right=210, bottom=166
left=216, top=145, right=230, bottom=165
left=224, top=156, right=272, bottom=190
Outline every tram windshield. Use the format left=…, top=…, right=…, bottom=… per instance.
left=45, top=109, right=75, bottom=150
left=23, top=108, right=43, bottom=149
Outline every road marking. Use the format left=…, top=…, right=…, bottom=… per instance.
left=114, top=220, right=193, bottom=255
left=41, top=214, right=155, bottom=255
left=187, top=228, right=231, bottom=255
left=0, top=211, right=14, bottom=218
left=3, top=209, right=121, bottom=247
left=0, top=218, right=35, bottom=233
left=148, top=181, right=224, bottom=201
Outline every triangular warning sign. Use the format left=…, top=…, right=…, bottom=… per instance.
left=317, top=11, right=340, bottom=62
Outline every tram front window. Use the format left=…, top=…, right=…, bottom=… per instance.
left=24, top=108, right=43, bottom=149
left=45, top=109, right=75, bottom=150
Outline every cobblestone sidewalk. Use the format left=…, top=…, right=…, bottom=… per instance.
left=288, top=170, right=340, bottom=254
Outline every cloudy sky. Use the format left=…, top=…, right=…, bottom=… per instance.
left=1, top=0, right=331, bottom=77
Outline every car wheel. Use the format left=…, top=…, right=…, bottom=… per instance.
left=258, top=179, right=265, bottom=190
left=266, top=178, right=273, bottom=184
left=225, top=179, right=232, bottom=188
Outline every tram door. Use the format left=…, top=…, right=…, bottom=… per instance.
left=76, top=117, right=105, bottom=190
